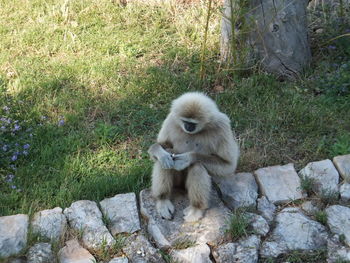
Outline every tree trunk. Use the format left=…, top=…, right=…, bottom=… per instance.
left=221, top=0, right=312, bottom=79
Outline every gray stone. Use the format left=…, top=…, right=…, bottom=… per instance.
left=246, top=213, right=269, bottom=236
left=327, top=235, right=350, bottom=263
left=27, top=243, right=54, bottom=263
left=0, top=214, right=28, bottom=258
left=326, top=205, right=350, bottom=246
left=299, top=159, right=339, bottom=195
left=108, top=257, right=128, bottom=263
left=122, top=234, right=164, bottom=263
left=334, top=154, right=350, bottom=180
left=301, top=200, right=320, bottom=215
left=213, top=235, right=260, bottom=263
left=31, top=207, right=67, bottom=242
left=63, top=200, right=115, bottom=250
left=257, top=196, right=276, bottom=223
left=7, top=258, right=27, bottom=263
left=260, top=208, right=328, bottom=258
left=58, top=239, right=95, bottom=263
left=140, top=189, right=231, bottom=249
left=171, top=244, right=211, bottom=263
left=213, top=172, right=258, bottom=209
left=100, top=193, right=140, bottom=235
left=340, top=183, right=350, bottom=201
left=254, top=163, right=304, bottom=204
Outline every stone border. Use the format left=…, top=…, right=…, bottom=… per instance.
left=1, top=154, right=350, bottom=263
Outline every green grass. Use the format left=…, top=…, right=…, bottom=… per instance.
left=225, top=210, right=251, bottom=241
left=0, top=0, right=350, bottom=216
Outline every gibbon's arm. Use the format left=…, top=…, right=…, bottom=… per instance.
left=173, top=131, right=238, bottom=177
left=148, top=116, right=174, bottom=169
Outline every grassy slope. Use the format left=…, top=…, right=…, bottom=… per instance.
left=0, top=0, right=349, bottom=216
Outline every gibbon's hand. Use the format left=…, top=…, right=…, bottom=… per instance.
left=173, top=152, right=193, bottom=171
left=159, top=151, right=174, bottom=169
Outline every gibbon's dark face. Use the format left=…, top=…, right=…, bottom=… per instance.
left=180, top=117, right=203, bottom=134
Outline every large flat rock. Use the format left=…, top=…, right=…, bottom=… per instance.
left=171, top=244, right=211, bottom=263
left=213, top=235, right=260, bottom=263
left=299, top=159, right=339, bottom=195
left=31, top=207, right=67, bottom=242
left=257, top=196, right=276, bottom=223
left=260, top=208, right=328, bottom=258
left=333, top=154, right=350, bottom=180
left=328, top=235, right=350, bottom=263
left=63, top=200, right=115, bottom=250
left=122, top=234, right=164, bottom=263
left=27, top=243, right=54, bottom=263
left=213, top=172, right=258, bottom=209
left=0, top=214, right=28, bottom=258
left=326, top=205, right=350, bottom=246
left=100, top=193, right=141, bottom=235
left=58, top=239, right=95, bottom=263
left=254, top=163, right=304, bottom=204
left=140, top=188, right=231, bottom=249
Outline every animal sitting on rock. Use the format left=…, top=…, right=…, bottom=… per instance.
left=148, top=92, right=239, bottom=222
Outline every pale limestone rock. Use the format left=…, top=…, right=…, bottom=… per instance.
left=326, top=205, right=350, bottom=246
left=31, top=207, right=67, bottom=242
left=0, top=214, right=28, bottom=258
left=122, top=234, right=164, bottom=263
left=213, top=235, right=260, bottom=263
left=58, top=239, right=95, bottom=263
left=301, top=200, right=320, bottom=215
left=327, top=235, right=350, bottom=263
left=299, top=159, right=339, bottom=195
left=171, top=244, right=211, bottom=263
left=257, top=196, right=276, bottom=223
left=63, top=200, right=115, bottom=250
left=340, top=183, right=350, bottom=201
left=27, top=243, right=54, bottom=263
left=140, top=189, right=231, bottom=249
left=246, top=213, right=269, bottom=236
left=260, top=208, right=328, bottom=258
left=100, top=193, right=140, bottom=235
left=213, top=172, right=258, bottom=209
left=333, top=154, right=350, bottom=180
left=254, top=163, right=304, bottom=204
left=108, top=257, right=129, bottom=263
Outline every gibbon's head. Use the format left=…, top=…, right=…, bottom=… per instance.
left=171, top=92, right=220, bottom=134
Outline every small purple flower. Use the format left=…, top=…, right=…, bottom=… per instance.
left=11, top=155, right=18, bottom=161
left=11, top=185, right=17, bottom=189
left=1, top=126, right=5, bottom=130
left=15, top=143, right=19, bottom=147
left=58, top=119, right=65, bottom=126
left=5, top=174, right=14, bottom=183
left=328, top=45, right=336, bottom=50
left=23, top=150, right=28, bottom=155
left=29, top=133, right=33, bottom=137
left=2, top=145, right=8, bottom=151
left=13, top=124, right=20, bottom=131
left=23, top=144, right=30, bottom=149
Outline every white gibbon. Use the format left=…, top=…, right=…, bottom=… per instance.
left=148, top=92, right=239, bottom=222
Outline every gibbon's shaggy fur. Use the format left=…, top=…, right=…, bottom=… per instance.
left=148, top=92, right=239, bottom=222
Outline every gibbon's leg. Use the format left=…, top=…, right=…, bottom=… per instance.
left=184, top=163, right=211, bottom=222
left=151, top=161, right=178, bottom=219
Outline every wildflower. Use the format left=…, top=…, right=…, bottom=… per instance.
left=11, top=155, right=18, bottom=161
left=23, top=150, right=28, bottom=155
left=2, top=145, right=8, bottom=151
left=1, top=126, right=5, bottom=130
left=9, top=164, right=16, bottom=170
left=5, top=174, right=14, bottom=183
left=58, top=119, right=65, bottom=126
left=11, top=185, right=17, bottom=189
left=13, top=124, right=20, bottom=131
left=3, top=106, right=10, bottom=111
left=23, top=144, right=30, bottom=149
left=328, top=45, right=336, bottom=50
left=29, top=133, right=33, bottom=137
left=15, top=143, right=19, bottom=147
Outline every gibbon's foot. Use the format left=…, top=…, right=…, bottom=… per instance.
left=156, top=199, right=175, bottom=219
left=183, top=206, right=204, bottom=222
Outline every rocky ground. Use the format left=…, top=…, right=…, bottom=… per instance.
left=1, top=154, right=350, bottom=263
